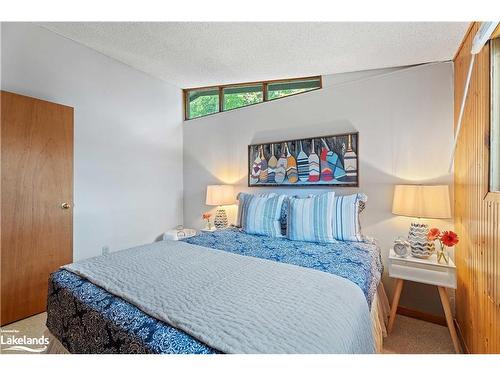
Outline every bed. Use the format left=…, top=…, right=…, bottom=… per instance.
left=46, top=228, right=388, bottom=354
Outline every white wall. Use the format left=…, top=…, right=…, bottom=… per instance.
left=183, top=62, right=455, bottom=315
left=1, top=23, right=184, bottom=261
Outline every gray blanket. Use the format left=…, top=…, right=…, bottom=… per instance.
left=63, top=240, right=374, bottom=353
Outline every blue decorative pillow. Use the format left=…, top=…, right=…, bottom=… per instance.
left=236, top=192, right=276, bottom=228
left=242, top=195, right=286, bottom=237
left=332, top=193, right=367, bottom=242
left=287, top=192, right=337, bottom=243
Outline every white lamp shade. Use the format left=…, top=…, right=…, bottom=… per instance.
left=392, top=185, right=451, bottom=219
left=206, top=185, right=235, bottom=206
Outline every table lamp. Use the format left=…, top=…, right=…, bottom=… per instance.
left=206, top=185, right=235, bottom=229
left=392, top=185, right=451, bottom=258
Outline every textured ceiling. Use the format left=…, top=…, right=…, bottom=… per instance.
left=40, top=22, right=469, bottom=88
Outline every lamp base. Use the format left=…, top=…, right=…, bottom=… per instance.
left=214, top=208, right=228, bottom=229
left=408, top=222, right=435, bottom=258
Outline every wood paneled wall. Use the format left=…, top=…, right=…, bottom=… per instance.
left=454, top=23, right=500, bottom=354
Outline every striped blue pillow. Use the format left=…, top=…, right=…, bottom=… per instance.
left=243, top=195, right=286, bottom=237
left=286, top=192, right=337, bottom=243
left=332, top=193, right=367, bottom=242
left=236, top=192, right=276, bottom=228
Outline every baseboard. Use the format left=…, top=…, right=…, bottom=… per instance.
left=1, top=309, right=46, bottom=327
left=396, top=306, right=447, bottom=327
left=454, top=319, right=470, bottom=354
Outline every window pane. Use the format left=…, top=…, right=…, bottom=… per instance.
left=187, top=88, right=219, bottom=119
left=267, top=78, right=321, bottom=100
left=223, top=84, right=263, bottom=111
left=491, top=38, right=500, bottom=192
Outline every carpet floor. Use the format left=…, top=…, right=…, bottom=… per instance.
left=383, top=315, right=455, bottom=354
left=1, top=313, right=455, bottom=354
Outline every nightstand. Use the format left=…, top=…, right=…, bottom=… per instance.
left=387, top=248, right=460, bottom=353
left=163, top=228, right=197, bottom=241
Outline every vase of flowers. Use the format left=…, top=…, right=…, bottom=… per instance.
left=202, top=212, right=212, bottom=230
left=427, top=228, right=459, bottom=264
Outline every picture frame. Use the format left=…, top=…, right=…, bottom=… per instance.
left=248, top=132, right=359, bottom=187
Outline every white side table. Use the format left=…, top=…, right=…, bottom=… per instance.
left=200, top=227, right=217, bottom=232
left=163, top=228, right=197, bottom=241
left=387, top=248, right=460, bottom=353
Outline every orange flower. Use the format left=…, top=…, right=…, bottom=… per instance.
left=202, top=212, right=212, bottom=220
left=440, top=231, right=459, bottom=247
left=427, top=227, right=441, bottom=241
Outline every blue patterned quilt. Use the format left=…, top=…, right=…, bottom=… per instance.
left=46, top=228, right=382, bottom=354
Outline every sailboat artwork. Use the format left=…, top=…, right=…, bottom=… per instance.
left=248, top=132, right=358, bottom=187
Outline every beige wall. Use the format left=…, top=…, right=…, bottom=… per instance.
left=183, top=62, right=455, bottom=315
left=1, top=23, right=184, bottom=261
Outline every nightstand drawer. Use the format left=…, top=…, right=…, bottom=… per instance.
left=389, top=257, right=457, bottom=288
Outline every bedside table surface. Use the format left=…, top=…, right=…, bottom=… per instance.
left=163, top=228, right=197, bottom=241
left=389, top=249, right=456, bottom=269
left=388, top=248, right=457, bottom=289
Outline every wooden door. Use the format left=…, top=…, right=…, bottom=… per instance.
left=1, top=91, right=73, bottom=325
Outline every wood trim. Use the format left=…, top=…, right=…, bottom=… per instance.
left=396, top=305, right=447, bottom=327
left=454, top=23, right=500, bottom=354
left=492, top=24, right=500, bottom=40
left=184, top=75, right=322, bottom=91
left=484, top=191, right=500, bottom=203
left=183, top=89, right=188, bottom=121
left=455, top=318, right=471, bottom=354
left=218, top=86, right=223, bottom=113
left=488, top=37, right=500, bottom=198
left=453, top=22, right=500, bottom=62
left=183, top=75, right=322, bottom=121
left=453, top=22, right=476, bottom=61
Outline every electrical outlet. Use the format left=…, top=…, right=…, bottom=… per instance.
left=102, top=246, right=110, bottom=255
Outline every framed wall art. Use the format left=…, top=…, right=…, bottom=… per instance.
left=248, top=132, right=358, bottom=187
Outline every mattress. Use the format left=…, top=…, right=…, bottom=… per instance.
left=46, top=228, right=383, bottom=354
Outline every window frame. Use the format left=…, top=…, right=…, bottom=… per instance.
left=184, top=85, right=220, bottom=120
left=183, top=75, right=322, bottom=121
left=486, top=32, right=500, bottom=203
left=222, top=83, right=264, bottom=111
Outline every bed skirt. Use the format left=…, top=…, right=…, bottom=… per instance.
left=46, top=282, right=390, bottom=354
left=371, top=283, right=390, bottom=353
